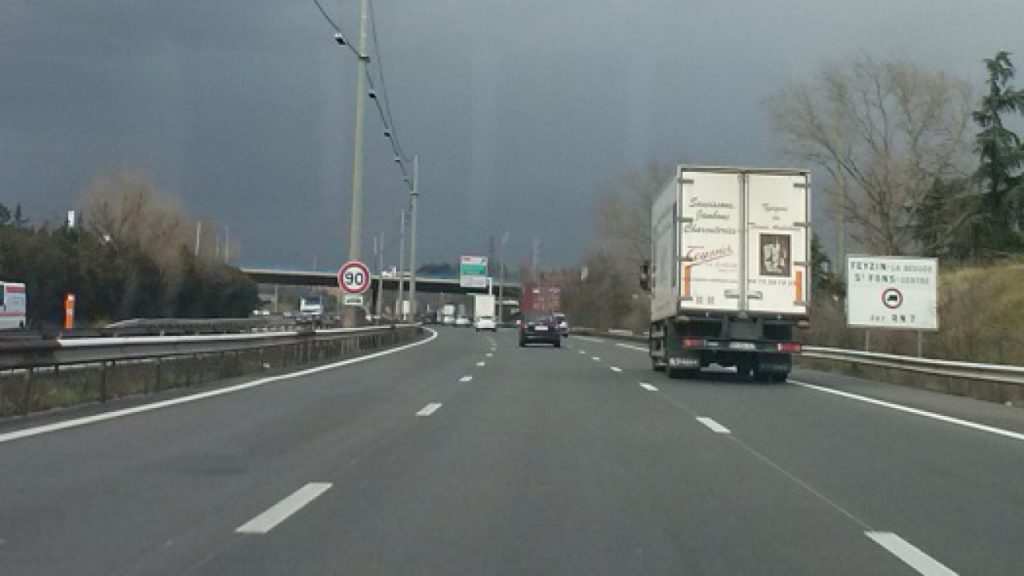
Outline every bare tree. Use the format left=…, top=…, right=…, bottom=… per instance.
left=768, top=56, right=972, bottom=255
left=82, top=171, right=193, bottom=314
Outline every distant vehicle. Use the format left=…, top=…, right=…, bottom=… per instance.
left=442, top=314, right=455, bottom=325
left=518, top=311, right=560, bottom=348
left=474, top=315, right=497, bottom=332
left=521, top=282, right=561, bottom=313
left=455, top=315, right=471, bottom=327
left=552, top=312, right=569, bottom=337
left=644, top=165, right=809, bottom=381
left=299, top=295, right=324, bottom=319
left=0, top=281, right=27, bottom=330
left=471, top=294, right=495, bottom=323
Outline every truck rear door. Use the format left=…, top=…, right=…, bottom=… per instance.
left=678, top=170, right=743, bottom=313
left=744, top=173, right=810, bottom=316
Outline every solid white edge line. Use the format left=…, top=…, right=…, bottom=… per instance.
left=616, top=343, right=648, bottom=352
left=459, top=375, right=473, bottom=383
left=639, top=383, right=658, bottom=392
left=0, top=328, right=440, bottom=445
left=236, top=482, right=332, bottom=534
left=865, top=532, right=958, bottom=576
left=790, top=379, right=1024, bottom=442
left=610, top=366, right=622, bottom=373
left=416, top=403, right=442, bottom=417
left=696, top=416, right=731, bottom=434
left=574, top=336, right=605, bottom=343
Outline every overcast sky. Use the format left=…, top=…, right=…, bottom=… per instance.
left=2, top=1, right=1022, bottom=270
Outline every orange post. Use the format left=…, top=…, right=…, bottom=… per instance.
left=794, top=270, right=803, bottom=303
left=683, top=265, right=692, bottom=298
left=63, top=293, right=75, bottom=330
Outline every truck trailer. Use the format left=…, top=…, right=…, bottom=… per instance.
left=644, top=165, right=810, bottom=381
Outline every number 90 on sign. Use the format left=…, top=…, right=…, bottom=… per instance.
left=337, top=261, right=371, bottom=294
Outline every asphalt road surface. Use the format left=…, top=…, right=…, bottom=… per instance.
left=2, top=327, right=1023, bottom=575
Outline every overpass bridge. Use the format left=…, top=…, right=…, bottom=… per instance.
left=240, top=267, right=521, bottom=297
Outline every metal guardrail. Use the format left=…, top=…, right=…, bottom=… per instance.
left=573, top=327, right=1024, bottom=386
left=0, top=325, right=420, bottom=371
left=800, top=346, right=1024, bottom=386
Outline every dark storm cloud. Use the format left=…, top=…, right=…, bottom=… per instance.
left=1, top=1, right=1022, bottom=269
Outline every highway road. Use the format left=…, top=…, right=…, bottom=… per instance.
left=1, top=327, right=1023, bottom=575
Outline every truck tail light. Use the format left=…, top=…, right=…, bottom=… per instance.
left=777, top=342, right=801, bottom=353
left=682, top=338, right=705, bottom=348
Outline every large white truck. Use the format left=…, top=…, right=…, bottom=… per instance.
left=471, top=294, right=495, bottom=320
left=643, top=166, right=810, bottom=381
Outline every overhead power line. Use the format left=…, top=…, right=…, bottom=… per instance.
left=312, top=0, right=413, bottom=190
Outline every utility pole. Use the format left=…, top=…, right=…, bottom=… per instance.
left=194, top=221, right=202, bottom=257
left=348, top=0, right=369, bottom=262
left=341, top=0, right=369, bottom=327
left=408, top=155, right=419, bottom=320
left=498, top=231, right=508, bottom=325
left=224, top=226, right=230, bottom=264
left=374, top=234, right=384, bottom=321
left=396, top=209, right=406, bottom=320
left=531, top=238, right=540, bottom=281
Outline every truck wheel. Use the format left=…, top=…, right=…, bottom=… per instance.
left=553, top=340, right=561, bottom=348
left=651, top=358, right=665, bottom=372
left=519, top=339, right=526, bottom=348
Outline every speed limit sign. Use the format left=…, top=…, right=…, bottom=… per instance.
left=337, top=260, right=371, bottom=294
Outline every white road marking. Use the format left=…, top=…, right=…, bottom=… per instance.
left=236, top=483, right=332, bottom=534
left=696, top=417, right=731, bottom=434
left=610, top=366, right=622, bottom=373
left=865, top=532, right=958, bottom=575
left=578, top=350, right=587, bottom=355
left=591, top=356, right=601, bottom=362
left=416, top=403, right=443, bottom=416
left=790, top=379, right=1024, bottom=443
left=574, top=336, right=605, bottom=343
left=0, top=328, right=440, bottom=445
left=616, top=343, right=648, bottom=352
left=485, top=352, right=493, bottom=358
left=459, top=375, right=473, bottom=383
left=476, top=361, right=486, bottom=367
left=639, top=383, right=658, bottom=392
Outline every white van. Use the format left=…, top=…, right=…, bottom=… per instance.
left=0, top=281, right=27, bottom=330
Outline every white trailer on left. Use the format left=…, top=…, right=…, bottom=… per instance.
left=0, top=281, right=27, bottom=330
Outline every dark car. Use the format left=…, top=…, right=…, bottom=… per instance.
left=518, top=311, right=561, bottom=348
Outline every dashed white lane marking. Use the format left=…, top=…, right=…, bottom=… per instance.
left=459, top=376, right=473, bottom=383
left=591, top=357, right=601, bottom=362
left=865, top=532, right=958, bottom=575
left=790, top=379, right=1024, bottom=443
left=236, top=483, right=332, bottom=534
left=0, top=328, right=440, bottom=445
left=476, top=361, right=486, bottom=367
left=616, top=343, right=648, bottom=352
left=696, top=417, right=731, bottom=434
left=574, top=336, right=605, bottom=343
left=578, top=350, right=587, bottom=355
left=610, top=366, right=622, bottom=373
left=639, top=383, right=658, bottom=392
left=416, top=403, right=443, bottom=416
left=485, top=353, right=493, bottom=358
